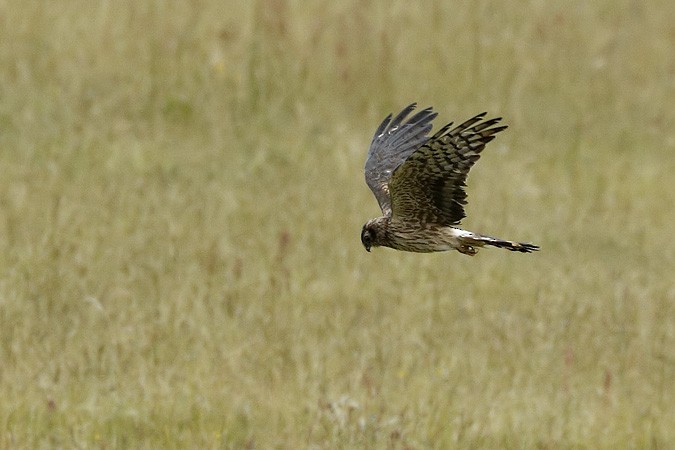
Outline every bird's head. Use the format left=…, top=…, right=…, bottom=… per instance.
left=361, top=218, right=386, bottom=252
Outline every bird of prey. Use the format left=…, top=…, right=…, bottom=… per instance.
left=361, top=103, right=539, bottom=255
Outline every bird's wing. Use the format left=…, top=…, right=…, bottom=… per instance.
left=364, top=103, right=437, bottom=217
left=388, top=113, right=507, bottom=225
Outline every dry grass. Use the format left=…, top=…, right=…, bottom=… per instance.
left=0, top=0, right=673, bottom=448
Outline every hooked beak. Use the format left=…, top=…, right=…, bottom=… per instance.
left=365, top=244, right=371, bottom=252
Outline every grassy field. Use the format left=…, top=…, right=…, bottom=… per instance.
left=0, top=0, right=673, bottom=448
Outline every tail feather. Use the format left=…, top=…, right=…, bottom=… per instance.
left=474, top=235, right=539, bottom=253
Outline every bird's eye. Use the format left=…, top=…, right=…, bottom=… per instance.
left=361, top=228, right=372, bottom=245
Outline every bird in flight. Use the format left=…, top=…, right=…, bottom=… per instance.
left=361, top=103, right=539, bottom=255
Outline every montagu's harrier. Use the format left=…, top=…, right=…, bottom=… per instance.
left=361, top=103, right=539, bottom=255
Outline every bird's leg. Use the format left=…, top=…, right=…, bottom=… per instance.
left=457, top=244, right=477, bottom=256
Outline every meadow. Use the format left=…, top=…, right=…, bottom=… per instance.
left=0, top=0, right=673, bottom=448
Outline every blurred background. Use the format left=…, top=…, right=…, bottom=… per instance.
left=0, top=1, right=673, bottom=448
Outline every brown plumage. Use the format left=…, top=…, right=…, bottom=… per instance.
left=361, top=103, right=539, bottom=255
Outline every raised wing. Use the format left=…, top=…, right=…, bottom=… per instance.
left=364, top=103, right=437, bottom=216
left=388, top=113, right=507, bottom=225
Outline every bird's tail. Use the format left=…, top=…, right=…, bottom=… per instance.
left=473, top=234, right=539, bottom=253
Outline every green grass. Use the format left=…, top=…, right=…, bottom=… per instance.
left=0, top=0, right=673, bottom=448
